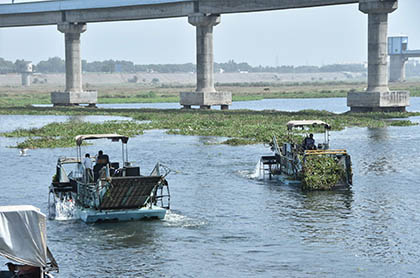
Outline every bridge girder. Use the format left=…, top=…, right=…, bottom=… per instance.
left=0, top=0, right=359, bottom=28
left=198, top=0, right=358, bottom=14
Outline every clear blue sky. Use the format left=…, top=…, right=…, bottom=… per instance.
left=0, top=0, right=418, bottom=66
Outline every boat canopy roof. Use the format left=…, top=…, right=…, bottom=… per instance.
left=0, top=206, right=58, bottom=270
left=286, top=120, right=331, bottom=130
left=75, top=134, right=129, bottom=146
left=58, top=156, right=81, bottom=164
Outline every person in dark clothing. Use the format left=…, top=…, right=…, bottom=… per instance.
left=96, top=150, right=109, bottom=165
left=6, top=263, right=41, bottom=278
left=93, top=150, right=110, bottom=181
left=303, top=133, right=316, bottom=150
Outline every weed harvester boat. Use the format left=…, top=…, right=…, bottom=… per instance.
left=49, top=134, right=171, bottom=223
left=260, top=120, right=352, bottom=190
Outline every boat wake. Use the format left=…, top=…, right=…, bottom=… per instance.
left=54, top=197, right=78, bottom=221
left=249, top=159, right=263, bottom=179
left=163, top=210, right=207, bottom=228
left=237, top=160, right=264, bottom=180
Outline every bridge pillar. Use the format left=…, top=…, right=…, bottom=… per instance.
left=347, top=0, right=409, bottom=112
left=51, top=23, right=97, bottom=107
left=389, top=55, right=407, bottom=82
left=19, top=62, right=33, bottom=87
left=180, top=14, right=232, bottom=110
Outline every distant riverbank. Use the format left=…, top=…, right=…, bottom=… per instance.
left=1, top=78, right=420, bottom=106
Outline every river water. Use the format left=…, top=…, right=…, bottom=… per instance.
left=1, top=98, right=420, bottom=277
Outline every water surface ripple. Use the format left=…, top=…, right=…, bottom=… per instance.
left=0, top=100, right=420, bottom=277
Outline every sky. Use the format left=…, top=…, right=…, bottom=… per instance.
left=0, top=0, right=419, bottom=66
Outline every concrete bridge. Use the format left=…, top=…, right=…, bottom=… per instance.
left=0, top=0, right=409, bottom=111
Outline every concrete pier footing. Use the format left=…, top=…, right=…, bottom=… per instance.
left=51, top=91, right=98, bottom=107
left=52, top=23, right=97, bottom=107
left=180, top=91, right=232, bottom=109
left=347, top=91, right=409, bottom=112
left=180, top=14, right=232, bottom=109
left=348, top=0, right=409, bottom=112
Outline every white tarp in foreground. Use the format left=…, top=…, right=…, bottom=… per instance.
left=0, top=205, right=47, bottom=267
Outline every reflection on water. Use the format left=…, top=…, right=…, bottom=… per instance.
left=360, top=128, right=397, bottom=176
left=361, top=156, right=396, bottom=175
left=302, top=190, right=353, bottom=212
left=367, top=127, right=389, bottom=141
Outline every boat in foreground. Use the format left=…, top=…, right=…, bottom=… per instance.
left=0, top=205, right=58, bottom=278
left=49, top=134, right=171, bottom=223
left=260, top=120, right=352, bottom=190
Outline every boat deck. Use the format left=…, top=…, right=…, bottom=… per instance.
left=79, top=206, right=166, bottom=223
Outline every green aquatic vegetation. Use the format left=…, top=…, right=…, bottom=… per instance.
left=2, top=121, right=145, bottom=149
left=0, top=93, right=51, bottom=107
left=221, top=138, right=257, bottom=145
left=3, top=121, right=144, bottom=138
left=386, top=120, right=414, bottom=127
left=302, top=155, right=346, bottom=190
left=0, top=106, right=419, bottom=148
left=16, top=136, right=74, bottom=149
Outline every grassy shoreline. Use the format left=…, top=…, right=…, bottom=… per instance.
left=2, top=81, right=420, bottom=107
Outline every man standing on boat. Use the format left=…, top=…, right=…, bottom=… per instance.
left=96, top=150, right=109, bottom=166
left=93, top=150, right=110, bottom=181
left=83, top=153, right=93, bottom=183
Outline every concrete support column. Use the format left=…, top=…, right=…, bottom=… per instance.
left=52, top=23, right=97, bottom=107
left=189, top=14, right=219, bottom=93
left=180, top=14, right=232, bottom=109
left=58, top=23, right=86, bottom=93
left=389, top=55, right=407, bottom=82
left=366, top=12, right=389, bottom=93
left=21, top=73, right=31, bottom=86
left=347, top=0, right=409, bottom=112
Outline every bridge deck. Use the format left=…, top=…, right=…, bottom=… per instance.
left=0, top=0, right=191, bottom=15
left=0, top=0, right=359, bottom=28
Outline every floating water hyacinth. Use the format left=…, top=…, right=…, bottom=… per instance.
left=0, top=107, right=418, bottom=149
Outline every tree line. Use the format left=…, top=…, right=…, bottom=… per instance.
left=0, top=56, right=419, bottom=76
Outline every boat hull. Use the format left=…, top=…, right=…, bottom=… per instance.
left=78, top=206, right=166, bottom=223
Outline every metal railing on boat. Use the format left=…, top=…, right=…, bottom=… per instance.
left=304, top=149, right=348, bottom=156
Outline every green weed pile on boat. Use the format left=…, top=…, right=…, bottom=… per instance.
left=302, top=155, right=347, bottom=190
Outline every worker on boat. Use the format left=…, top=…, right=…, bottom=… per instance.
left=6, top=262, right=41, bottom=278
left=93, top=150, right=110, bottom=181
left=97, top=150, right=109, bottom=166
left=83, top=153, right=93, bottom=183
left=303, top=133, right=316, bottom=150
